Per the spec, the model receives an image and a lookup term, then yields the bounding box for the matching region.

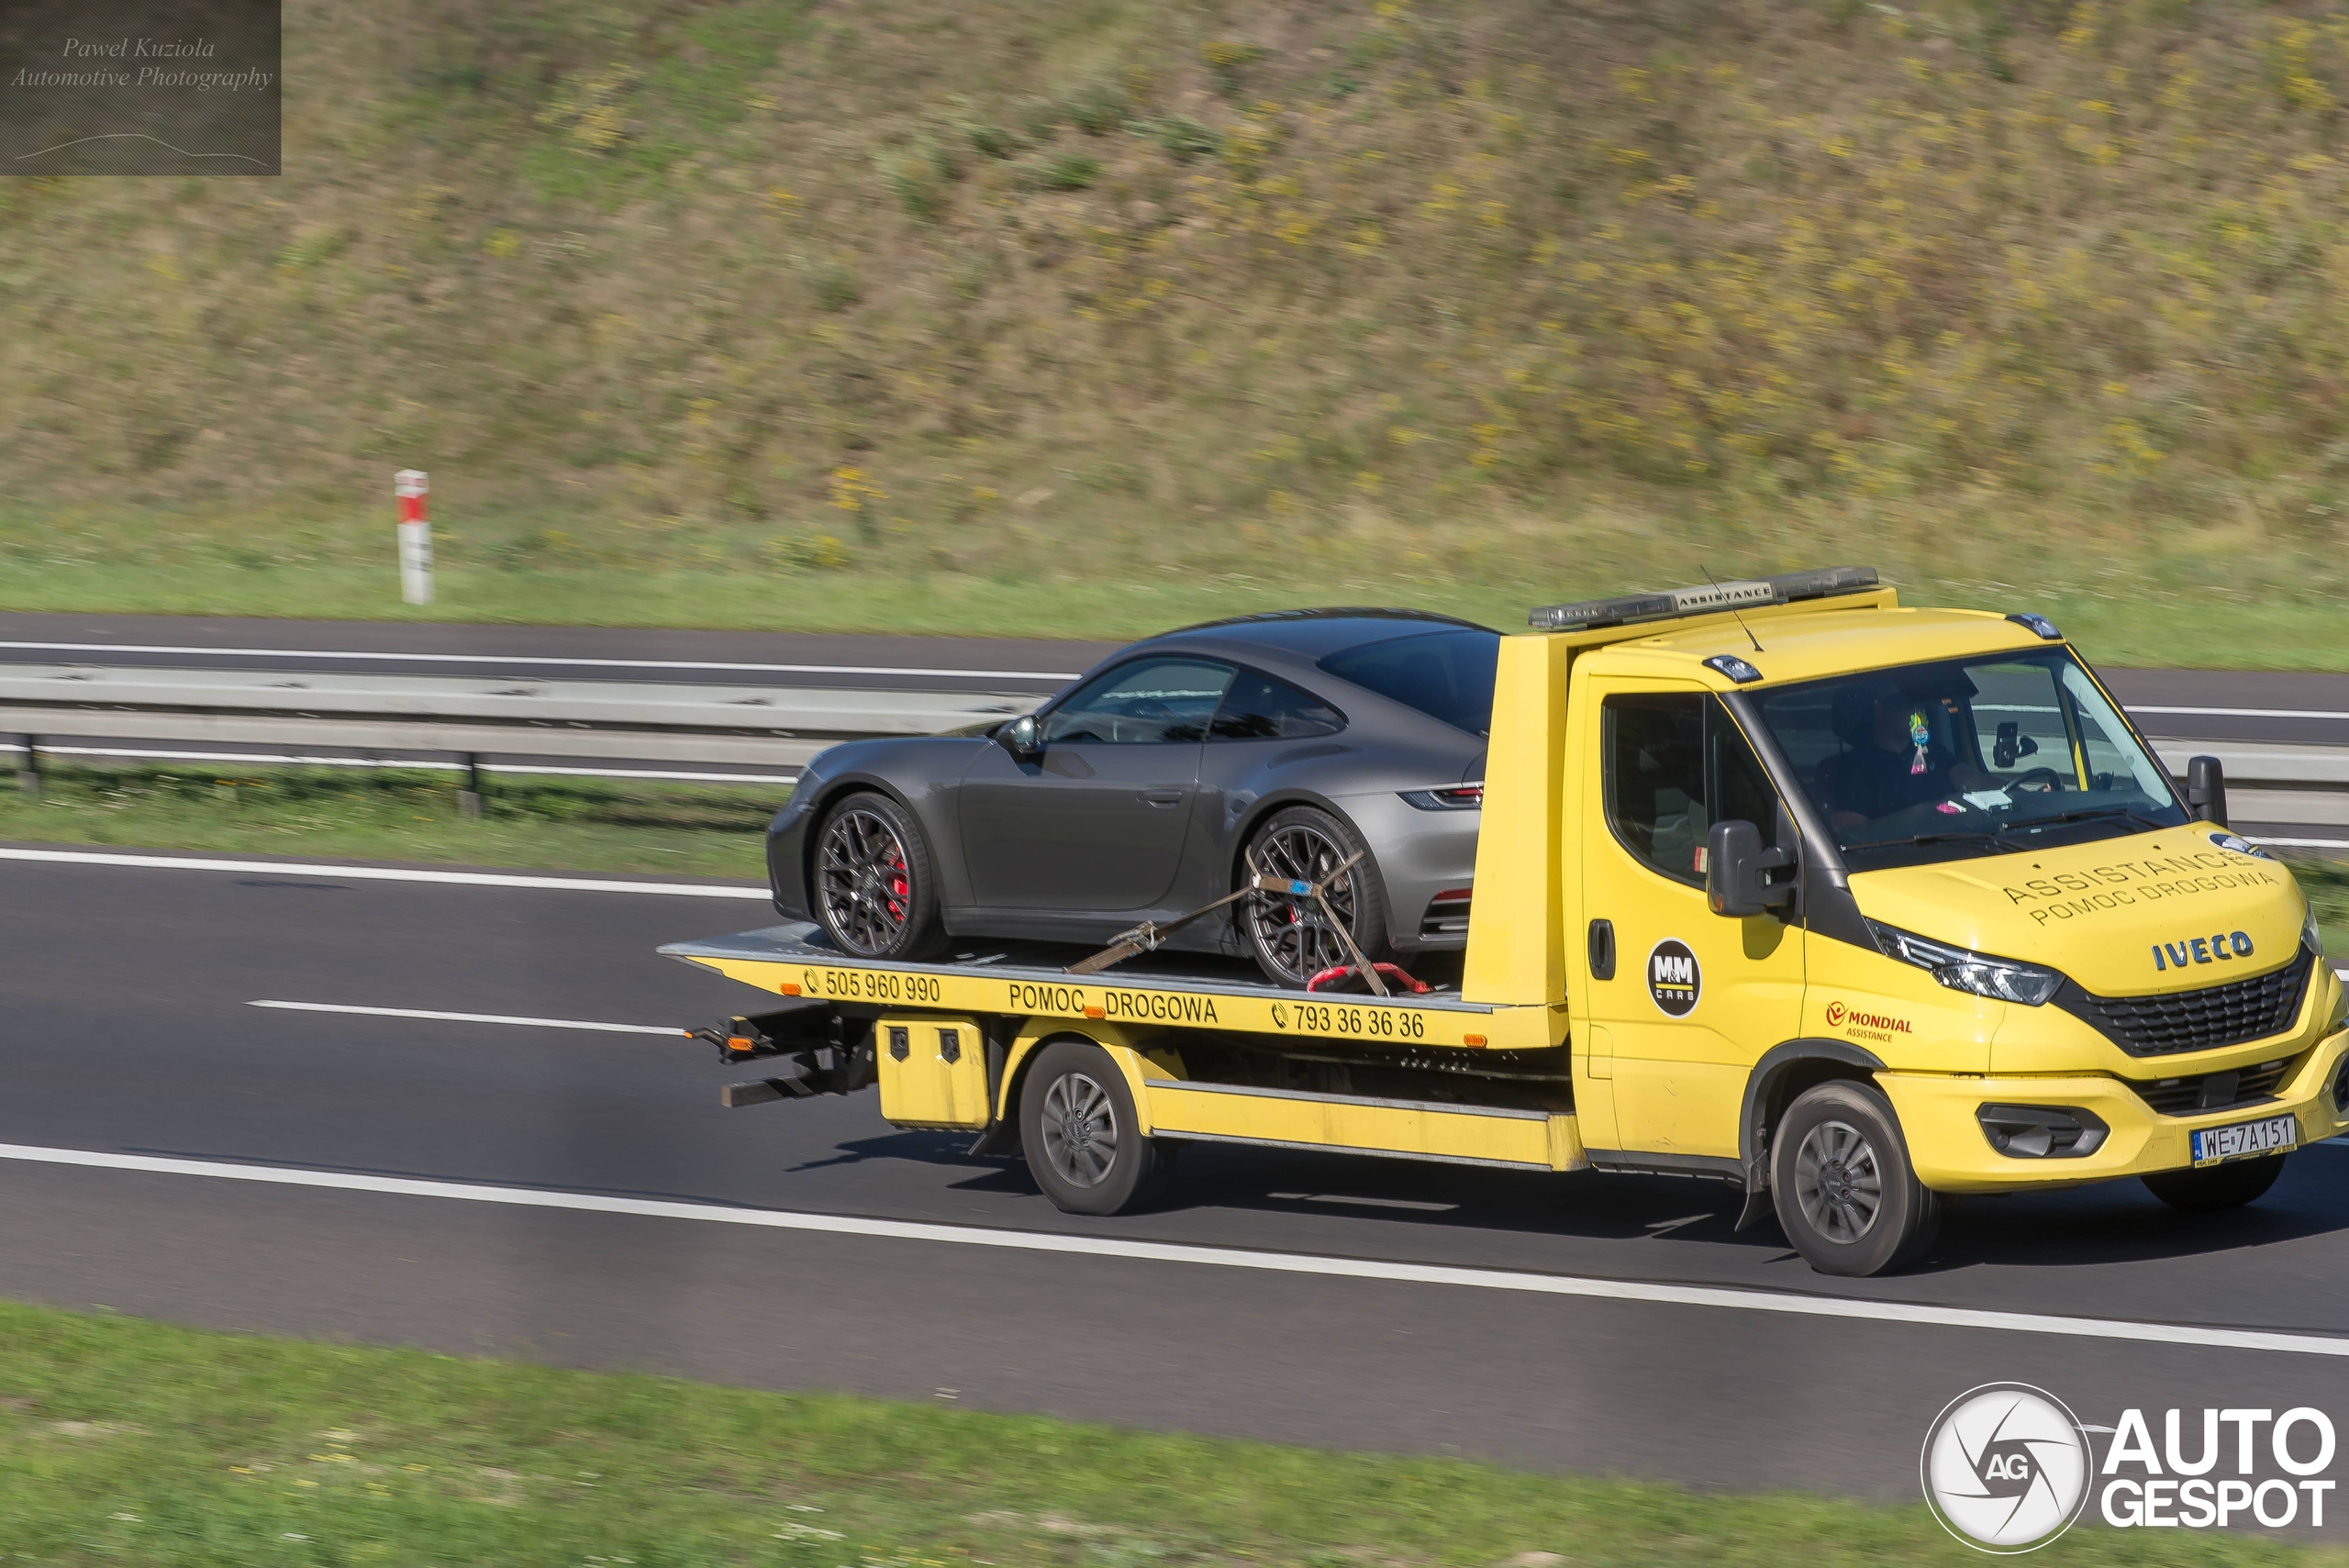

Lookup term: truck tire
[1019,1039,1169,1216]
[2143,1153,2287,1211]
[1241,806,1391,989]
[812,792,947,961]
[1770,1080,1941,1277]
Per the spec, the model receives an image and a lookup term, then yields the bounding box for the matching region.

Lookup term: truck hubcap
[1794,1119,1883,1244]
[1040,1072,1118,1188]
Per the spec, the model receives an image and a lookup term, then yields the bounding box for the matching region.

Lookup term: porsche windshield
[1748,649,2190,872]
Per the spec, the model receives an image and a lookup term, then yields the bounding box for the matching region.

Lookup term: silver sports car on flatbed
[763,608,1497,987]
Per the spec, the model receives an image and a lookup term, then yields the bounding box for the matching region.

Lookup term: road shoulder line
[0,845,769,897]
[3,1141,2344,1359]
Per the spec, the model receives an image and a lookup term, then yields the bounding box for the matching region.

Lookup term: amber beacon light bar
[1529,565,1881,632]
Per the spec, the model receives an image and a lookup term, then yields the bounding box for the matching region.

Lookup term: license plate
[2190,1114,2298,1166]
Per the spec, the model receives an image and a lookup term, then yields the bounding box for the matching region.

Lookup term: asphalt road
[6,850,2349,1506]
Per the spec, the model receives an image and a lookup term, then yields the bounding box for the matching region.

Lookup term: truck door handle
[1142,789,1185,807]
[1587,918,1616,980]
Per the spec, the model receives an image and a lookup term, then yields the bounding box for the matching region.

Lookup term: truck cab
[1466,568,2345,1273]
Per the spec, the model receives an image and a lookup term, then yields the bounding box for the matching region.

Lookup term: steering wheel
[2003,766,2066,795]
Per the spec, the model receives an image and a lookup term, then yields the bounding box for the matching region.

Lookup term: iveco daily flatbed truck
[662,566,2348,1276]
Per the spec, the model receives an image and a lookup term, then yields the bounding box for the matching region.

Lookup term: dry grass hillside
[8,0,2349,655]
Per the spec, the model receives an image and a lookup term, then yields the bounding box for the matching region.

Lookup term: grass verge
[0,762,777,883]
[5,550,2349,673]
[0,1295,2329,1568]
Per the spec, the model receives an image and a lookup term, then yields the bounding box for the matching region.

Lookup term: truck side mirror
[2186,754,2228,827]
[1707,819,1795,918]
[998,713,1041,761]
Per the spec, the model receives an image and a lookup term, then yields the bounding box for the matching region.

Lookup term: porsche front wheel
[812,793,946,960]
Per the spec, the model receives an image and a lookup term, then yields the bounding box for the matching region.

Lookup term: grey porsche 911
[763,608,1497,988]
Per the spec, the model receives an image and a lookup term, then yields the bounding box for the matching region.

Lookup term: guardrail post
[16,735,38,796]
[458,751,484,818]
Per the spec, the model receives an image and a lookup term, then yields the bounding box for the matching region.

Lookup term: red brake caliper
[885,848,908,918]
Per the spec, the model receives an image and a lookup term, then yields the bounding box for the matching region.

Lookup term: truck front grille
[2054,946,2314,1058]
[2127,1056,2296,1117]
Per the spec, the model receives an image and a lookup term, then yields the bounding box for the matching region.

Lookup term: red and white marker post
[395,469,433,606]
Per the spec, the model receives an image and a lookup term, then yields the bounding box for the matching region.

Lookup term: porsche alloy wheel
[813,794,944,960]
[1241,806,1390,988]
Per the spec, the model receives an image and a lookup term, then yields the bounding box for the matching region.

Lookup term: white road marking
[8,742,798,785]
[249,1001,689,1036]
[0,846,768,897]
[2134,706,2349,723]
[0,640,1079,683]
[2253,835,2349,851]
[6,1140,2349,1359]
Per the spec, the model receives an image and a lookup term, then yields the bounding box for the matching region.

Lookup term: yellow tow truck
[664,567,2346,1276]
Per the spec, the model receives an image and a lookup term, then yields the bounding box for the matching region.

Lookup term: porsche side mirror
[1706,819,1795,918]
[2186,754,2228,827]
[998,713,1041,761]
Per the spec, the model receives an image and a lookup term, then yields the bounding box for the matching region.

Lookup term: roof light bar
[1529,565,1879,632]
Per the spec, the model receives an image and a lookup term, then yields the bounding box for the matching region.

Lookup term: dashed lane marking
[249,1001,690,1036]
[5,1141,2349,1359]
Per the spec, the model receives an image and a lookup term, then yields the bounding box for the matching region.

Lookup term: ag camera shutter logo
[1921,1384,2092,1552]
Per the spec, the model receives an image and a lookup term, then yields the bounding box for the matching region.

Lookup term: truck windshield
[1748,649,2190,872]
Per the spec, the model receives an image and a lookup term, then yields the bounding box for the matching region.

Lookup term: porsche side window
[1041,659,1235,744]
[1209,670,1345,740]
[1603,693,1776,887]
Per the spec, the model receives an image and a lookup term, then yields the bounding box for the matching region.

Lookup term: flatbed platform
[660,924,1567,1051]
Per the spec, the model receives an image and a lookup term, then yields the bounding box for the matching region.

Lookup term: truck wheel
[1770,1080,1941,1277]
[1019,1040,1168,1217]
[812,793,946,961]
[1241,806,1391,989]
[2143,1154,2287,1211]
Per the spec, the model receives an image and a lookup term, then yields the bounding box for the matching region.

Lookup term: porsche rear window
[1318,628,1500,737]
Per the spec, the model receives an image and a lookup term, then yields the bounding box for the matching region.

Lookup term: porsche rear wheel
[813,793,946,960]
[1241,806,1391,988]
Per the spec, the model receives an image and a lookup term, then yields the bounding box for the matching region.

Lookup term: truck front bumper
[1881,1027,2349,1194]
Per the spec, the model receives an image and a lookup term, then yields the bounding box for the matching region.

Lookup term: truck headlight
[2307,903,2325,958]
[1866,920,2064,1006]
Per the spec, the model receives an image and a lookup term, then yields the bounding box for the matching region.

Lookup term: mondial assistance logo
[1921,1384,2094,1551]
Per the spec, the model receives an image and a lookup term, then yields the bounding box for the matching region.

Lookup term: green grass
[0,762,777,882]
[0,1295,2333,1568]
[13,2,2349,662]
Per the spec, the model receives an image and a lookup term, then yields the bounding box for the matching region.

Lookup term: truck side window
[1602,694,1779,887]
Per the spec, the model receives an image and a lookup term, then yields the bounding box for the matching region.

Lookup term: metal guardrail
[0,665,1041,803]
[0,665,2343,832]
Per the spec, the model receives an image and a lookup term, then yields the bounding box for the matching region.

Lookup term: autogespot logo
[1921,1384,2093,1552]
